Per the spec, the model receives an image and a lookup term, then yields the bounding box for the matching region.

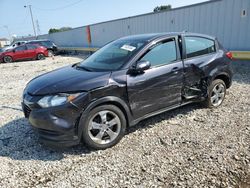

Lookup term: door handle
[172,67,178,71]
[172,67,179,74]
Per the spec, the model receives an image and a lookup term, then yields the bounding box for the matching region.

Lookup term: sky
[0,0,207,39]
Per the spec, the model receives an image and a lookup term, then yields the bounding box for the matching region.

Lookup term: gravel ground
[0,56,249,187]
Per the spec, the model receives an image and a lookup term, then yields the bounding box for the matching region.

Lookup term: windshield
[77,39,146,71]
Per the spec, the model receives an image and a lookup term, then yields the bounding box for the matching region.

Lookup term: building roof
[0,38,9,41]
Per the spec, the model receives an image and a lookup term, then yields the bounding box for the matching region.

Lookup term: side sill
[129,101,194,126]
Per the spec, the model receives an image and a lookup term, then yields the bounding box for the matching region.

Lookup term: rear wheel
[81,105,126,150]
[3,56,13,63]
[37,53,45,60]
[204,79,226,108]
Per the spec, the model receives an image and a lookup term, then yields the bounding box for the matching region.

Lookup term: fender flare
[209,71,232,88]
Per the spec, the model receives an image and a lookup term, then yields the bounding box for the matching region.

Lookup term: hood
[0,48,10,54]
[26,65,111,95]
[3,48,13,54]
[2,46,13,51]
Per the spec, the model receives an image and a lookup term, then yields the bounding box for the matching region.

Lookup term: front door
[13,45,28,60]
[127,38,184,119]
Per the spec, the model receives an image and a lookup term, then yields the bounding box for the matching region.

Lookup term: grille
[23,104,31,118]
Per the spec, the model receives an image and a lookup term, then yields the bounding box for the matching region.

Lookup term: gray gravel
[0,57,249,187]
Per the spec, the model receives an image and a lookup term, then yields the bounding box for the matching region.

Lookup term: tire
[3,56,13,63]
[37,53,45,60]
[81,105,127,150]
[203,79,226,108]
[48,50,54,57]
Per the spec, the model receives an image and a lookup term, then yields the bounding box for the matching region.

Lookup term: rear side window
[141,39,177,67]
[41,41,52,47]
[184,37,216,58]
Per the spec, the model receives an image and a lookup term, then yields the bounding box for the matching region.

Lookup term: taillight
[226,52,233,60]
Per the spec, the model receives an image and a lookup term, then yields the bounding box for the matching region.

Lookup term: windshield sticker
[121,45,136,52]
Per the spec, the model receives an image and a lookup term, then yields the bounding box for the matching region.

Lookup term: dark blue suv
[22,32,233,149]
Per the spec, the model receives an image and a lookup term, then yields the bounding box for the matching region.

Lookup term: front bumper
[34,128,80,148]
[22,101,83,147]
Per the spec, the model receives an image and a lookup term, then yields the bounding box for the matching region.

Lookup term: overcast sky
[0,0,207,39]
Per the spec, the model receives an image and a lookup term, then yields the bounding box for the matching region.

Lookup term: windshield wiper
[75,64,93,72]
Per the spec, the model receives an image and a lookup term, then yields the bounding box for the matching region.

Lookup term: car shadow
[0,103,200,161]
[0,117,92,161]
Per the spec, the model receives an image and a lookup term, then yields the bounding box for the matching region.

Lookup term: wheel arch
[80,96,133,128]
[213,73,231,88]
[37,52,45,56]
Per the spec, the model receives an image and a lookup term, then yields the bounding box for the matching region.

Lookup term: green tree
[60,27,73,32]
[48,27,72,34]
[153,5,172,12]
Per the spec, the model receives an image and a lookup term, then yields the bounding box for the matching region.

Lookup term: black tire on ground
[81,105,127,150]
[203,79,226,108]
[3,56,13,63]
[37,53,45,60]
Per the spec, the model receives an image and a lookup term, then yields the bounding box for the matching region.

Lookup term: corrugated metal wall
[19,0,250,50]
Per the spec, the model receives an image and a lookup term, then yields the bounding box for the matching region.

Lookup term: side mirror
[128,60,151,75]
[135,60,151,72]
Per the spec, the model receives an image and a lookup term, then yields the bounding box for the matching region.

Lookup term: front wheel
[81,105,127,150]
[3,56,13,63]
[204,79,226,108]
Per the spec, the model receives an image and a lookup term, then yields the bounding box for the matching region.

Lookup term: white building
[0,38,10,48]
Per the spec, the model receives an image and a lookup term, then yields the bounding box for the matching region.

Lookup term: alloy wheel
[3,56,12,63]
[210,83,225,107]
[88,110,121,145]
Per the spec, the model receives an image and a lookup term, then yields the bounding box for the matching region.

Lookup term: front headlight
[38,93,82,108]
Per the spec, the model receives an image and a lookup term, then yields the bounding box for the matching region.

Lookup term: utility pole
[24,5,37,37]
[36,20,41,35]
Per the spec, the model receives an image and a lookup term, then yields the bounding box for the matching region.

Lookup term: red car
[0,44,48,63]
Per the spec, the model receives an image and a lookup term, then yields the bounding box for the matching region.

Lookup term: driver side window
[140,39,177,67]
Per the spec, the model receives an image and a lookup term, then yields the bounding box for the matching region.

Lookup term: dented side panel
[127,61,184,119]
[181,32,232,100]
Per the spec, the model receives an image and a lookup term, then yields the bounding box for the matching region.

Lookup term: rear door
[26,44,37,59]
[127,37,184,119]
[182,35,217,88]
